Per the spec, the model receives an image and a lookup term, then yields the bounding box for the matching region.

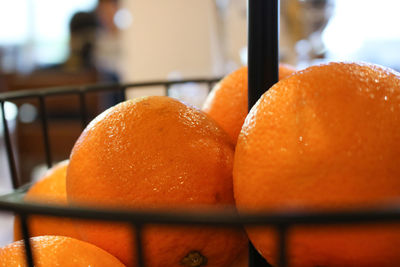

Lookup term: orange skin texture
[202,64,296,144]
[233,62,400,266]
[66,96,247,267]
[14,161,80,241]
[0,235,125,267]
[229,246,249,267]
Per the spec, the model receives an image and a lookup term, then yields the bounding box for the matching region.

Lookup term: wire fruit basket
[1,1,400,267]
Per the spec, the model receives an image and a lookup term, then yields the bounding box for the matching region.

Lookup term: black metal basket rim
[1,76,400,227]
[0,77,222,101]
[2,189,400,227]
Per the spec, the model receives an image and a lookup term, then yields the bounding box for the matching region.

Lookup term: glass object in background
[239,0,334,68]
[214,0,247,74]
[280,0,335,67]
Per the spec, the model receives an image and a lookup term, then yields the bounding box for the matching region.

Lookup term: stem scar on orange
[66,96,247,267]
[234,62,400,267]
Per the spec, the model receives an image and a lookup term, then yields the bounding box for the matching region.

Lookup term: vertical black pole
[247,0,279,266]
[248,0,279,108]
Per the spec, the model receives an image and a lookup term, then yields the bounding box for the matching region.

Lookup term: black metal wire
[78,89,88,130]
[0,101,19,189]
[20,214,34,267]
[0,78,221,102]
[120,85,127,102]
[134,223,146,267]
[277,224,289,267]
[207,81,214,92]
[38,96,52,168]
[1,197,400,227]
[165,84,170,97]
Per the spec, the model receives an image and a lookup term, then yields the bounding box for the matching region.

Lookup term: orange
[66,96,247,266]
[229,247,248,267]
[14,160,80,241]
[233,62,400,266]
[202,63,296,143]
[0,235,125,266]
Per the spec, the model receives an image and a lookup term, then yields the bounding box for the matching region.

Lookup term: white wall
[120,0,224,82]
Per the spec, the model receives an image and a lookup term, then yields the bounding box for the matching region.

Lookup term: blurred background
[1,0,400,83]
[0,0,400,245]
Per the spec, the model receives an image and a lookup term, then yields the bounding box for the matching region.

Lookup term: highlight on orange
[66,96,247,267]
[233,62,400,266]
[202,63,296,144]
[14,160,80,241]
[0,235,125,267]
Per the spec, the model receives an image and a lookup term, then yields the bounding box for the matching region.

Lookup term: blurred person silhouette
[66,0,123,106]
[66,0,121,81]
[64,11,98,72]
[93,0,121,83]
